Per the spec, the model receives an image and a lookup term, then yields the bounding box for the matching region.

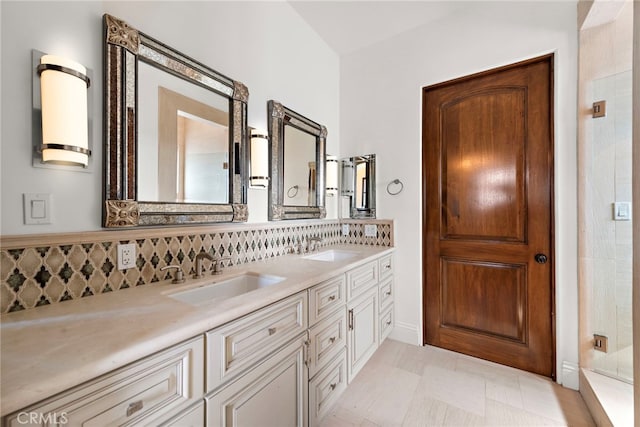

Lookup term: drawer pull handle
[384,264,391,270]
[329,336,336,343]
[385,290,392,296]
[268,327,277,336]
[126,400,144,417]
[328,295,336,301]
[348,309,354,331]
[329,383,337,391]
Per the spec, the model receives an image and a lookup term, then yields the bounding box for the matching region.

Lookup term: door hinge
[593,334,608,352]
[592,100,606,118]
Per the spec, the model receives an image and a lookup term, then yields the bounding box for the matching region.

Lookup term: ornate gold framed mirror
[103,14,248,227]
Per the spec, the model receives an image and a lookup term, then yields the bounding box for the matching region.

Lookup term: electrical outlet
[342,224,350,236]
[364,224,377,237]
[117,243,136,270]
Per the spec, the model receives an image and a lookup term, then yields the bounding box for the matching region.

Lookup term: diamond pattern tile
[0,219,392,313]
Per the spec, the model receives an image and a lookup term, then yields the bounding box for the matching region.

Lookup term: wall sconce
[34,52,91,168]
[249,129,269,188]
[341,159,355,195]
[326,155,338,195]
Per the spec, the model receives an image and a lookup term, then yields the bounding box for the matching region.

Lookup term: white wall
[340,1,579,385]
[0,1,339,234]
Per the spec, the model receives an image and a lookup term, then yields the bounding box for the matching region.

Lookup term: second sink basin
[302,249,358,262]
[169,272,285,306]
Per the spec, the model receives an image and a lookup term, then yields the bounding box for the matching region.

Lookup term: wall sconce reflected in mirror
[33,50,92,169]
[326,155,338,196]
[249,129,269,188]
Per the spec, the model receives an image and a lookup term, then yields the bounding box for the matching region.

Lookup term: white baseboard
[389,321,421,345]
[561,360,580,390]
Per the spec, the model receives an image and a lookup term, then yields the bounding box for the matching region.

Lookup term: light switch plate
[23,193,51,225]
[364,224,377,237]
[342,224,350,236]
[613,202,631,221]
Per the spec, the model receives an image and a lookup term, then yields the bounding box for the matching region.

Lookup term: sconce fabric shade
[250,130,269,188]
[38,55,91,167]
[326,155,338,194]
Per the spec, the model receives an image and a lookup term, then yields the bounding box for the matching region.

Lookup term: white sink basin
[302,250,358,262]
[169,272,285,306]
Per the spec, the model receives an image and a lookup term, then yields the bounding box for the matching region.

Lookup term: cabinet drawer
[378,254,393,279]
[309,275,346,326]
[308,309,346,378]
[206,292,307,391]
[206,335,308,427]
[378,276,393,313]
[158,401,204,427]
[379,305,394,343]
[346,260,378,301]
[309,349,347,427]
[6,337,204,427]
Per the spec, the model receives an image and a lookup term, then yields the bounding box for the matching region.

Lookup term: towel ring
[386,179,403,195]
[287,185,299,198]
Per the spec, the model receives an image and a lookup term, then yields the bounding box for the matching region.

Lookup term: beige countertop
[0,244,394,416]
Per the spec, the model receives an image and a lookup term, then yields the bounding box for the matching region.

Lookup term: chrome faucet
[193,252,215,279]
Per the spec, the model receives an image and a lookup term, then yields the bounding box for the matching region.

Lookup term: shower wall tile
[0,219,393,314]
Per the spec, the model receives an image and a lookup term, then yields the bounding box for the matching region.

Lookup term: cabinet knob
[329,336,336,344]
[329,383,337,391]
[328,295,336,301]
[385,290,392,296]
[268,327,276,336]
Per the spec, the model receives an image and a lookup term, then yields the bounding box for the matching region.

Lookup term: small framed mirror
[267,100,327,220]
[342,154,376,218]
[103,14,249,227]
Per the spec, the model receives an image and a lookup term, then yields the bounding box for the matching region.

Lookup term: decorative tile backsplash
[0,219,392,314]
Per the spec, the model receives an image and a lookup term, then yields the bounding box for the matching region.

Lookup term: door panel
[423,55,554,377]
[442,88,526,242]
[441,258,526,342]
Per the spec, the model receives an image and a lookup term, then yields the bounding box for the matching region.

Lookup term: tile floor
[321,340,595,426]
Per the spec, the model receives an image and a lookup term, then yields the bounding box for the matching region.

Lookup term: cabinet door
[346,288,378,383]
[206,335,308,427]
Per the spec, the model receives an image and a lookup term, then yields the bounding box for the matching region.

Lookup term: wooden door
[422,55,554,377]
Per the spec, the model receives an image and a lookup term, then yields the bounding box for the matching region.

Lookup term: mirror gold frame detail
[267,100,327,220]
[103,14,248,227]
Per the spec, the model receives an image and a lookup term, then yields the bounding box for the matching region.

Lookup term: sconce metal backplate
[31,50,94,173]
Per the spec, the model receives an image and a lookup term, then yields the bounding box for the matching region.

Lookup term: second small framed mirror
[342,154,376,218]
[267,100,327,220]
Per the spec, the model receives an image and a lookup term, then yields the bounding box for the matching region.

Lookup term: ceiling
[288,0,585,56]
[288,1,468,55]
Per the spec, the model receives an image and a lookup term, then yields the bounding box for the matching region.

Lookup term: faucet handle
[161,265,185,284]
[212,256,232,275]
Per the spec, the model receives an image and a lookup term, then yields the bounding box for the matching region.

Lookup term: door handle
[534,253,548,264]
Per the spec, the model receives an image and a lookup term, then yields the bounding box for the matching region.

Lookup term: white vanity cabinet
[378,253,394,343]
[4,337,205,427]
[2,249,394,427]
[205,292,309,427]
[346,253,395,383]
[307,276,348,426]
